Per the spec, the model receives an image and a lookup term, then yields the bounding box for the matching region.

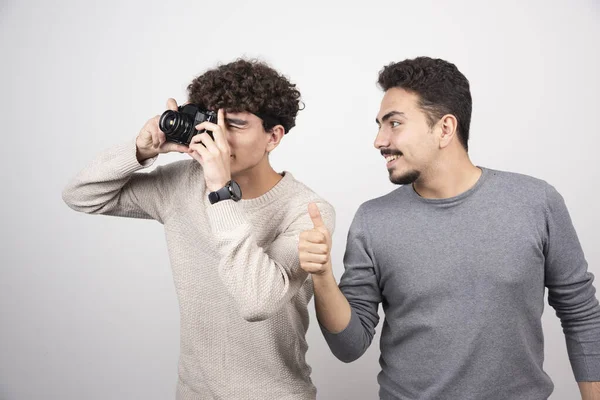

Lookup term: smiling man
[62,59,335,400]
[298,57,600,399]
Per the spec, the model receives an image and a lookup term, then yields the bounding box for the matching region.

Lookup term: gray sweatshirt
[321,167,600,400]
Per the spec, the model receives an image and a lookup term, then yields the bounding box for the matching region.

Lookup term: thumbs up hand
[299,203,332,276]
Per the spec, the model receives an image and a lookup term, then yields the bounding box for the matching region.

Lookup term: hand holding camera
[136,98,232,192]
[135,98,191,162]
[187,109,233,192]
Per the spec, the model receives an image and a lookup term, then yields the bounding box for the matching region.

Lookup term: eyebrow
[225,117,248,126]
[376,111,406,125]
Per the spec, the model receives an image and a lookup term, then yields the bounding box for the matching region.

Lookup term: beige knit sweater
[62,139,335,400]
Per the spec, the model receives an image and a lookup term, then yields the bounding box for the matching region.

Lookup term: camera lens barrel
[159,110,196,144]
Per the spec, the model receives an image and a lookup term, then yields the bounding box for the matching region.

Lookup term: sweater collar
[239,171,295,209]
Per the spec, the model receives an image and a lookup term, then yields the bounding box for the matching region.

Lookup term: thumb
[308,202,326,229]
[166,98,178,111]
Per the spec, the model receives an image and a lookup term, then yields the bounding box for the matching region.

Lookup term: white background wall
[1,0,598,398]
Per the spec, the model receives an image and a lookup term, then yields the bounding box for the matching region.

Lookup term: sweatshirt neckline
[408,167,488,206]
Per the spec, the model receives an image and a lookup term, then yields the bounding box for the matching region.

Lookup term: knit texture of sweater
[63,140,336,399]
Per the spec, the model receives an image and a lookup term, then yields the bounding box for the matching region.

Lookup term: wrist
[207,179,241,204]
[312,266,336,285]
[135,144,158,163]
[207,179,230,192]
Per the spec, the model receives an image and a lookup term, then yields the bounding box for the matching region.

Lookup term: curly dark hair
[187,58,301,134]
[378,57,472,150]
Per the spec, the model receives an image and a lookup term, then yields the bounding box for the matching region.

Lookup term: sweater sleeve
[320,205,382,362]
[62,139,181,224]
[205,198,336,322]
[544,184,600,382]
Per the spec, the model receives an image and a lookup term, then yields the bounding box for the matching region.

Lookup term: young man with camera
[63,59,335,400]
[299,57,600,399]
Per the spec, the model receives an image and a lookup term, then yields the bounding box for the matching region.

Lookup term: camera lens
[159,110,195,143]
[159,110,179,134]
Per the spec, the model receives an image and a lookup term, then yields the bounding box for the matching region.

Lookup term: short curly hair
[378,57,472,150]
[187,58,301,134]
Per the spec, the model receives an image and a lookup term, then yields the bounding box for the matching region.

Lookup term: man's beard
[389,169,420,185]
[381,149,420,185]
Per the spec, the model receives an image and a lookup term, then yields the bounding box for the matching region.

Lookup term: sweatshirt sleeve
[206,198,336,322]
[62,139,182,224]
[544,184,600,382]
[320,205,382,363]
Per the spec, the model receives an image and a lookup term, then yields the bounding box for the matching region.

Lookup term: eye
[391,121,402,128]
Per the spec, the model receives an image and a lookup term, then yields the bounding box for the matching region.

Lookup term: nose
[374,127,390,150]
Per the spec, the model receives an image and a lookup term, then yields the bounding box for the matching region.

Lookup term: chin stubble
[390,169,420,185]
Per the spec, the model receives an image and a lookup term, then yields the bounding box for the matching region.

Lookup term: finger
[188,149,203,165]
[300,262,327,274]
[153,116,166,145]
[298,241,329,255]
[308,203,325,229]
[300,252,329,264]
[190,132,219,154]
[217,108,225,126]
[213,109,229,150]
[151,116,164,144]
[195,121,220,134]
[196,121,224,152]
[157,131,167,146]
[189,141,210,160]
[147,127,160,148]
[166,98,178,111]
[300,230,327,244]
[188,143,208,164]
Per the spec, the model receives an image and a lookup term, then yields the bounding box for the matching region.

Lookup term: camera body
[159,104,217,146]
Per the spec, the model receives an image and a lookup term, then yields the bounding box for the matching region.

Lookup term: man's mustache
[380,149,403,157]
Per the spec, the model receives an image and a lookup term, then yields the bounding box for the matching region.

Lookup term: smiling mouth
[385,154,401,163]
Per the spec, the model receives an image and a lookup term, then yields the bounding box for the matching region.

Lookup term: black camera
[159,104,217,146]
